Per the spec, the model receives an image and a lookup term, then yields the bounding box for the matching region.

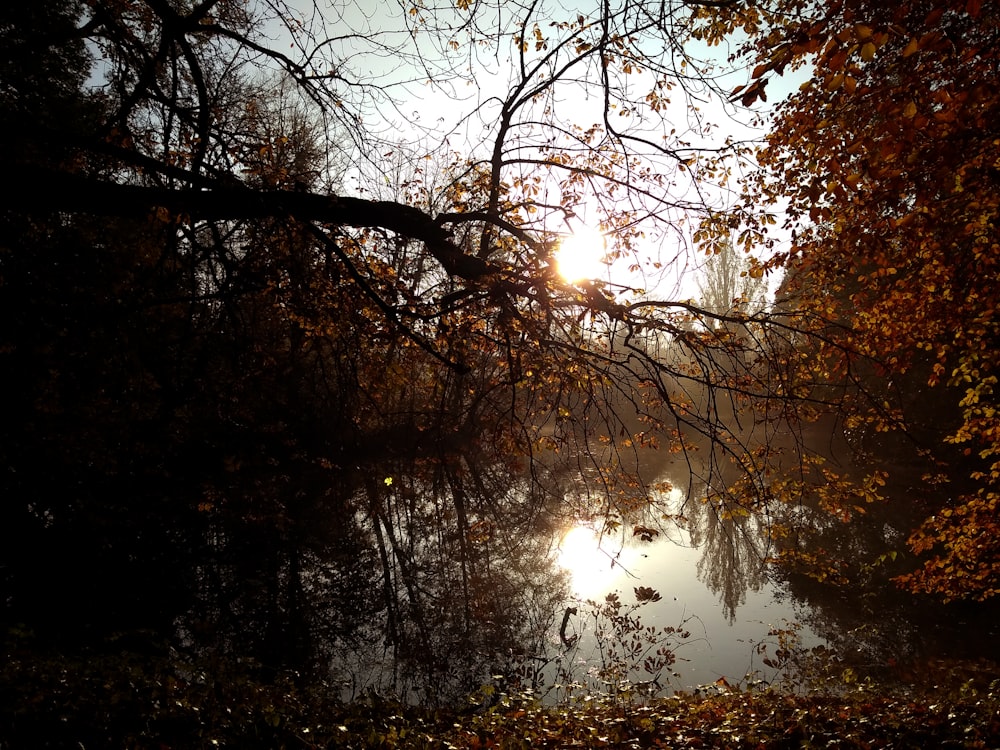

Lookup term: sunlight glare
[555,228,606,282]
[557,525,599,573]
[556,524,636,598]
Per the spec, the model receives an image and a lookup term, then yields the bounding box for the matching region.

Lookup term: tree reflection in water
[684,489,770,624]
[773,505,1000,684]
[169,447,576,707]
[349,459,571,704]
[668,401,1000,686]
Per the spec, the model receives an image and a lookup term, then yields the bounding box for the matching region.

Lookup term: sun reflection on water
[557,525,640,599]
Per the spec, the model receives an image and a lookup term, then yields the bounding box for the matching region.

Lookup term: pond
[320,445,1000,707]
[539,466,1000,705]
[548,517,824,697]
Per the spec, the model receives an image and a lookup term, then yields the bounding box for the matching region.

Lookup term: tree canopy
[701,0,1000,600]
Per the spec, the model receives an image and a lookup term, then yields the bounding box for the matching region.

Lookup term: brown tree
[698,0,1000,599]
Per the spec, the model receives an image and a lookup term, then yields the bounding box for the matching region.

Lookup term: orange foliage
[709,0,1000,599]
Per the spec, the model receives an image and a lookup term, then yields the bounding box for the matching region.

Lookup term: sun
[555,228,606,282]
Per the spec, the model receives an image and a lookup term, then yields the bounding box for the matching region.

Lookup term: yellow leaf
[902,38,919,57]
[860,42,877,61]
[903,101,917,118]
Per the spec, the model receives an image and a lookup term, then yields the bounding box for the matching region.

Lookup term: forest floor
[342,683,1000,749]
[4,634,999,748]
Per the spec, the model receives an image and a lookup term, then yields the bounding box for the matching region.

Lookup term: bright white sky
[274,0,804,301]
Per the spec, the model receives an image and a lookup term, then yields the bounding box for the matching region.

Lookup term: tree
[697,236,768,329]
[701,0,1000,599]
[3,0,835,522]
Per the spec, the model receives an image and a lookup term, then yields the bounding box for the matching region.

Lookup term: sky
[271,0,803,300]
